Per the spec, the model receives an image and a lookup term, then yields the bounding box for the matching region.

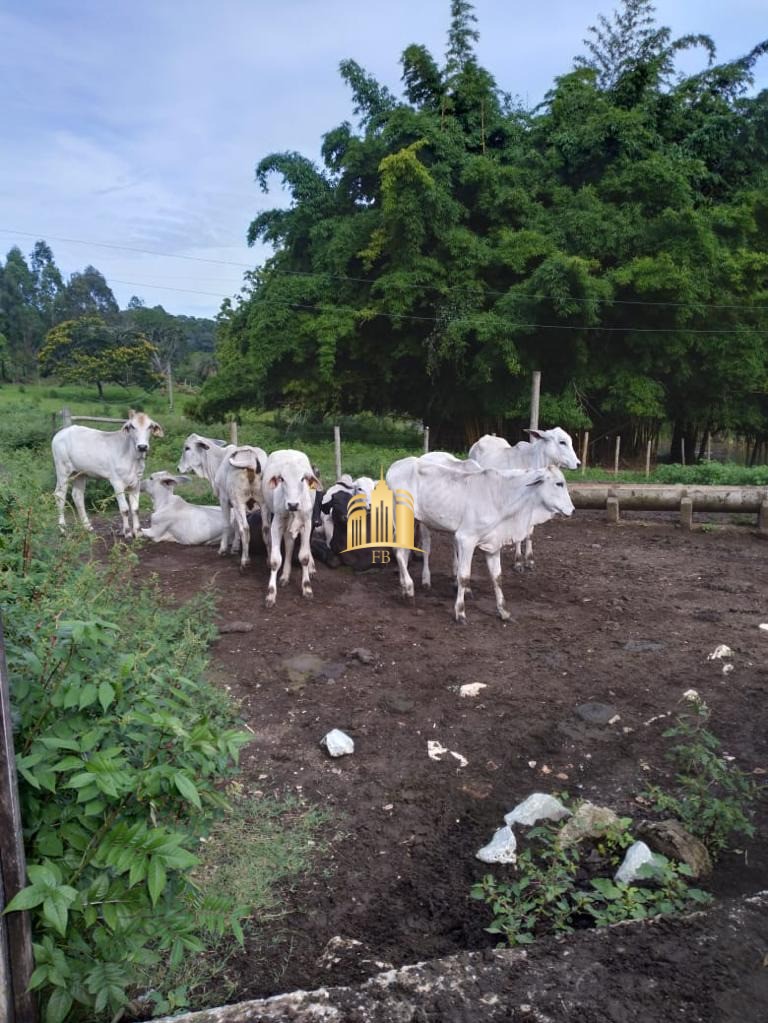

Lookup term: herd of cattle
[51,411,580,621]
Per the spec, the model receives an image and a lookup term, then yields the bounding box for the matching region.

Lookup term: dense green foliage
[200,0,768,452]
[0,244,216,387]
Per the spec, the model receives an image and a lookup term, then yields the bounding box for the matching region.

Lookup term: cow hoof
[302,588,313,600]
[421,582,431,592]
[278,577,289,588]
[497,607,511,621]
[525,562,535,572]
[455,613,467,625]
[265,593,276,609]
[513,562,525,574]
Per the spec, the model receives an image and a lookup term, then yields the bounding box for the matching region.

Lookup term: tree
[38,317,161,398]
[55,265,119,322]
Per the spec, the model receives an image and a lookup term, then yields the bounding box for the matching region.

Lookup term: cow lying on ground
[386,457,574,622]
[52,409,164,538]
[468,428,580,571]
[140,472,224,545]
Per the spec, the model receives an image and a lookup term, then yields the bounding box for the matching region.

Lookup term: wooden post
[681,437,686,467]
[423,426,430,454]
[606,496,620,524]
[334,426,342,480]
[706,433,712,463]
[50,411,58,436]
[758,500,768,535]
[529,371,541,432]
[645,439,652,479]
[61,406,72,428]
[613,435,621,475]
[680,496,693,532]
[229,421,238,446]
[581,431,589,476]
[0,616,38,1023]
[167,361,174,412]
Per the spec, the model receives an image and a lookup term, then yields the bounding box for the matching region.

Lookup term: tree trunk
[97,380,104,400]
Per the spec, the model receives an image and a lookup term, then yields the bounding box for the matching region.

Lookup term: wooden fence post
[334,426,342,480]
[229,421,238,446]
[0,615,38,1023]
[423,426,430,454]
[581,431,589,475]
[529,371,541,432]
[614,435,621,475]
[61,407,72,428]
[681,438,686,467]
[645,440,652,479]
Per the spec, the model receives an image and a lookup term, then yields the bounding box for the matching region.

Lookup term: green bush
[1,484,250,1022]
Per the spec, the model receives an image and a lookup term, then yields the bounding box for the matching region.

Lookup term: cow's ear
[150,422,164,437]
[269,475,280,489]
[525,428,544,440]
[526,472,546,487]
[161,476,177,488]
[305,475,320,490]
[122,420,135,433]
[195,440,210,451]
[128,409,136,418]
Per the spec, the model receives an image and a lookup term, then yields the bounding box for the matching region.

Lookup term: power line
[4,226,768,313]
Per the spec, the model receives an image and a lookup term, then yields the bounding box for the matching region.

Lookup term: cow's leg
[231,505,250,570]
[420,524,431,589]
[109,480,132,538]
[218,496,232,556]
[54,471,71,531]
[127,486,141,538]
[395,546,415,602]
[513,540,525,573]
[70,475,93,531]
[265,516,284,608]
[484,548,511,621]
[261,511,271,559]
[280,530,295,587]
[523,529,535,571]
[454,540,474,624]
[298,520,313,598]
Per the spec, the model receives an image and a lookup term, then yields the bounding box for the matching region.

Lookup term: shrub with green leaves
[1,485,250,1022]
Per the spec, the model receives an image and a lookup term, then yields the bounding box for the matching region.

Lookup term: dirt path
[135,513,768,1012]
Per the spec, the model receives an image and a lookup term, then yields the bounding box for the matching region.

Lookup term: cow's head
[526,465,575,518]
[526,427,580,470]
[269,469,320,513]
[123,410,163,456]
[178,434,212,475]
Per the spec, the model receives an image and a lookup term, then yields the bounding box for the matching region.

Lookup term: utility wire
[3,227,768,313]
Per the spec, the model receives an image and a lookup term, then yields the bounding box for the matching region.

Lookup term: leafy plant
[643,695,760,857]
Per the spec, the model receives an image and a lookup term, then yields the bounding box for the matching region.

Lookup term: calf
[140,472,224,545]
[213,445,268,570]
[468,428,579,571]
[52,409,164,538]
[386,457,574,623]
[261,450,320,607]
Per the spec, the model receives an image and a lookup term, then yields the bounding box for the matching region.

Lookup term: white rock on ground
[707,644,732,659]
[476,825,517,864]
[321,729,355,757]
[459,683,487,698]
[759,623,768,633]
[504,793,571,827]
[614,840,658,884]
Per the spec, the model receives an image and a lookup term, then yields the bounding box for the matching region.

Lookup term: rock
[321,729,354,757]
[218,621,255,634]
[615,841,658,884]
[459,683,487,698]
[637,819,713,878]
[624,640,664,653]
[707,644,732,660]
[317,936,364,969]
[476,825,517,864]
[558,802,620,848]
[575,702,619,725]
[759,623,768,633]
[504,793,571,827]
[349,647,374,665]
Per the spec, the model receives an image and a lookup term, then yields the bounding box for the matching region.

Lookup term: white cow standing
[262,450,320,607]
[386,457,574,623]
[140,472,224,545]
[52,409,164,539]
[468,428,580,571]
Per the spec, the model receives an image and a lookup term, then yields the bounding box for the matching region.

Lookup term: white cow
[177,434,267,566]
[262,450,320,607]
[386,457,574,623]
[52,410,164,538]
[140,472,224,545]
[468,428,580,571]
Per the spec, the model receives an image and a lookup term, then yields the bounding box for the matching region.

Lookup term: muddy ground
[134,512,768,1020]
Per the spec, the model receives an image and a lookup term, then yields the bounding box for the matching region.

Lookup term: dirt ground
[134,511,768,1019]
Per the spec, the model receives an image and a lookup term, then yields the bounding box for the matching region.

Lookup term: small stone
[460,682,487,698]
[505,793,571,827]
[476,825,517,864]
[576,702,619,725]
[624,640,664,653]
[637,819,713,878]
[615,841,658,884]
[707,644,732,660]
[349,647,374,664]
[218,621,255,634]
[759,623,768,633]
[558,802,620,848]
[321,729,354,757]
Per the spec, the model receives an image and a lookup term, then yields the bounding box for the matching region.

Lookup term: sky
[1,0,766,319]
